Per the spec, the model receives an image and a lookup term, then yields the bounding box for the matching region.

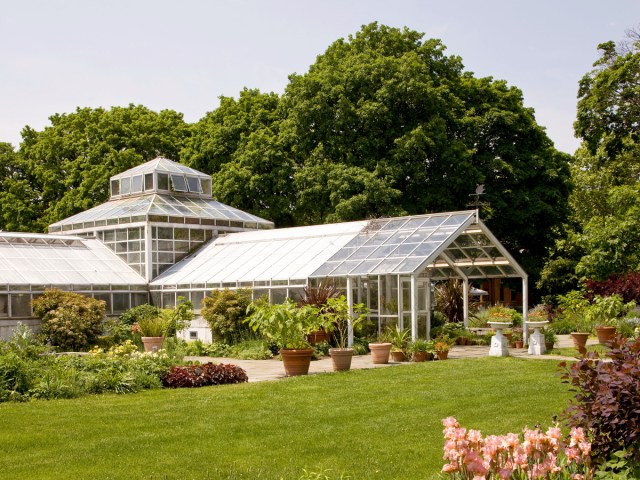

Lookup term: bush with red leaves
[560,335,640,464]
[162,363,248,388]
[584,272,640,303]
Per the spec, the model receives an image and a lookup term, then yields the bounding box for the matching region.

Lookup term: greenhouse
[0,157,529,344]
[150,210,529,344]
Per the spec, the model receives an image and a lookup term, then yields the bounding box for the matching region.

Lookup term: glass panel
[111,179,120,196]
[411,242,440,256]
[327,248,356,262]
[421,216,445,228]
[170,175,188,192]
[10,294,31,317]
[186,177,202,193]
[128,227,141,240]
[0,294,8,317]
[120,177,131,195]
[116,229,127,241]
[157,173,169,191]
[131,292,148,307]
[158,252,174,263]
[395,257,426,273]
[132,175,143,193]
[93,293,111,314]
[190,291,205,309]
[175,228,189,240]
[201,178,212,195]
[157,227,173,240]
[144,173,153,191]
[329,261,361,276]
[112,293,130,313]
[162,292,175,308]
[362,231,393,246]
[392,243,419,256]
[348,246,378,260]
[190,229,205,242]
[380,219,408,230]
[349,259,382,275]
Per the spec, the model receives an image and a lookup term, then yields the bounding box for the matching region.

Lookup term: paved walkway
[185,335,599,383]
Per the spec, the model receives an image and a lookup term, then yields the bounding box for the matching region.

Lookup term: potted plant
[555,291,592,355]
[247,299,323,376]
[542,327,556,351]
[133,297,194,352]
[320,295,368,372]
[586,294,635,345]
[388,325,410,362]
[434,340,451,360]
[298,282,339,345]
[409,339,433,362]
[512,327,524,348]
[368,328,393,364]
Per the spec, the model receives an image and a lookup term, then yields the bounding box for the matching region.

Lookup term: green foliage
[131,298,194,338]
[247,299,323,349]
[435,280,463,323]
[6,105,188,232]
[32,289,106,351]
[201,288,252,343]
[595,449,640,479]
[386,325,411,353]
[319,295,368,348]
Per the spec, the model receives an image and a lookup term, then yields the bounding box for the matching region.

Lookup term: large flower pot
[390,350,407,362]
[436,350,449,360]
[141,336,164,352]
[571,332,589,355]
[329,348,354,371]
[307,329,330,345]
[413,351,429,362]
[280,348,314,376]
[595,326,617,345]
[369,342,392,364]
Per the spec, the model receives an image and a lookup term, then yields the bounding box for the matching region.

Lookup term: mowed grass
[0,357,571,480]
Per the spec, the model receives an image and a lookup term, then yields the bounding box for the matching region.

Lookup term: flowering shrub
[441,417,592,479]
[162,362,248,388]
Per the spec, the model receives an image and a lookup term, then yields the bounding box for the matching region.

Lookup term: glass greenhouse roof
[151,211,526,288]
[48,194,274,232]
[150,221,367,286]
[111,158,210,180]
[0,233,146,286]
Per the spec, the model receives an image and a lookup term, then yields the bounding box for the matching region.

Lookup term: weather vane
[467,184,489,220]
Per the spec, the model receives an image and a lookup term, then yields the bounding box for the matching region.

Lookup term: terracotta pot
[545,341,554,351]
[514,340,524,349]
[390,350,407,362]
[280,348,314,376]
[595,326,617,345]
[413,351,428,362]
[369,342,392,364]
[571,332,589,355]
[436,350,449,360]
[141,336,164,352]
[306,329,329,345]
[329,348,354,372]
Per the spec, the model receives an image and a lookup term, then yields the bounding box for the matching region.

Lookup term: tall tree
[541,30,640,287]
[14,105,188,231]
[281,23,571,283]
[181,89,296,226]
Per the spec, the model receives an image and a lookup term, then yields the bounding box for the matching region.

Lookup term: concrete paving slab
[184,334,601,383]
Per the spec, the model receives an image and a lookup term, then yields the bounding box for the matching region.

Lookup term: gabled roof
[150,210,526,288]
[0,233,146,286]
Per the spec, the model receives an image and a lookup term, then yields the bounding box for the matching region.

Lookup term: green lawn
[0,357,572,480]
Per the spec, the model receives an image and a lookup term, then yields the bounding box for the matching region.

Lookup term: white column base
[527,329,546,355]
[489,331,509,357]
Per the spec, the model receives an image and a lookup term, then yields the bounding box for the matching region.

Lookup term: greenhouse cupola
[48,157,274,281]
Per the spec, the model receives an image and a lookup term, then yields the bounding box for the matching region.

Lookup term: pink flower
[442,417,460,429]
[578,441,591,457]
[442,462,458,473]
[468,429,483,445]
[570,427,585,445]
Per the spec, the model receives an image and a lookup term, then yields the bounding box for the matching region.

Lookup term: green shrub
[201,289,253,343]
[33,289,106,351]
[0,351,33,401]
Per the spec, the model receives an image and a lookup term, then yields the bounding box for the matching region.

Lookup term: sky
[1,0,639,154]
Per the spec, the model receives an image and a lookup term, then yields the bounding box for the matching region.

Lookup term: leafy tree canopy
[7,104,189,232]
[543,28,640,289]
